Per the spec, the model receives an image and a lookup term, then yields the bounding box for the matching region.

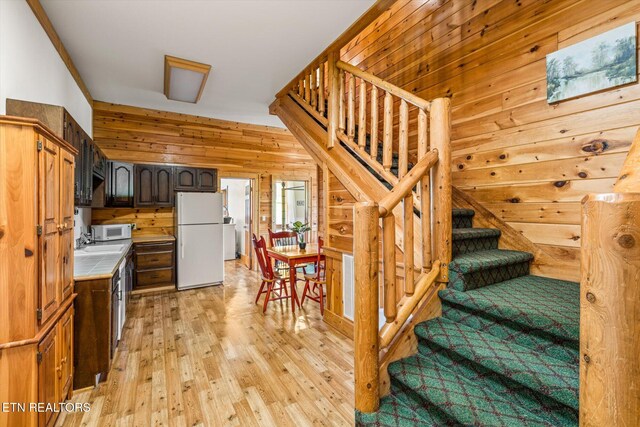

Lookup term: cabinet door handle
[56,365,62,378]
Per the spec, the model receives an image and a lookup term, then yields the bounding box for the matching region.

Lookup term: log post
[358,79,367,149]
[580,193,640,426]
[370,86,379,159]
[430,97,451,283]
[327,53,339,149]
[383,214,396,323]
[348,73,356,139]
[354,202,380,414]
[318,62,325,116]
[418,108,431,270]
[382,91,393,171]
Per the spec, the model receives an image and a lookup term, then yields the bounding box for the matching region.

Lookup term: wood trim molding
[25,0,93,106]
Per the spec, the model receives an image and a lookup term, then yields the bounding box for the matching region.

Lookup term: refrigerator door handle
[181,228,185,259]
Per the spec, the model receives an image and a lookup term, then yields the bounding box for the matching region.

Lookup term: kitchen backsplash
[74,207,92,242]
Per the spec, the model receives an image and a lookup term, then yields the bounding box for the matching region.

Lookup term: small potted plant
[287,221,311,250]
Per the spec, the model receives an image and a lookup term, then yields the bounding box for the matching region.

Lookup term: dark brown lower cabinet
[134,241,176,290]
[73,276,112,389]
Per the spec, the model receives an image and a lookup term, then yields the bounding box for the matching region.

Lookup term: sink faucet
[76,232,92,249]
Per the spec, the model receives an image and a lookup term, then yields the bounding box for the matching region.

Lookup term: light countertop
[74,239,133,281]
[132,235,176,244]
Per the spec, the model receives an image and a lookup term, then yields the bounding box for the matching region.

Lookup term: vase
[298,242,306,250]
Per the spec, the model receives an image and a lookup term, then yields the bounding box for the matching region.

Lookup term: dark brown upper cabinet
[173,167,217,192]
[134,164,174,207]
[155,166,174,206]
[174,167,198,191]
[93,145,107,179]
[107,161,134,207]
[197,168,217,192]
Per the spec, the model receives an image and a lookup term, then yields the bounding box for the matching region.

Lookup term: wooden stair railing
[580,128,640,426]
[279,54,452,414]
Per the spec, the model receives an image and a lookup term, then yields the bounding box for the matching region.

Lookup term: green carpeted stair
[356,208,580,426]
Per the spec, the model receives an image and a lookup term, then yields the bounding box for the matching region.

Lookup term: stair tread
[415,317,579,410]
[452,227,501,239]
[452,208,475,217]
[356,395,443,426]
[440,275,579,342]
[450,249,533,273]
[389,354,553,427]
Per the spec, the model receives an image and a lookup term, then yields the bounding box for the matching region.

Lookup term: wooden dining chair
[268,229,314,276]
[252,234,290,313]
[301,237,326,314]
[269,229,297,275]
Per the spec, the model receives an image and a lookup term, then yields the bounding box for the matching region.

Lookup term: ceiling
[41,0,376,127]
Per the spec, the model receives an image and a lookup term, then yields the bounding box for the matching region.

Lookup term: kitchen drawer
[136,251,174,270]
[134,241,175,254]
[136,268,174,287]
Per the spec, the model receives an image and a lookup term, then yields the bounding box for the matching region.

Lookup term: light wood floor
[58,261,354,426]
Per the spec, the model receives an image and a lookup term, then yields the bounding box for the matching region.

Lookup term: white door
[177,192,223,225]
[177,223,224,288]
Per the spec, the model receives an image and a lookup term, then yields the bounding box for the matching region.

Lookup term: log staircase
[272,34,638,425]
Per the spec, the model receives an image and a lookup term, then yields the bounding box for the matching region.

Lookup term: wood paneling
[92,208,175,237]
[92,102,315,175]
[339,0,640,278]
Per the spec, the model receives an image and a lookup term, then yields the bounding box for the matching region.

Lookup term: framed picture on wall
[546,22,637,103]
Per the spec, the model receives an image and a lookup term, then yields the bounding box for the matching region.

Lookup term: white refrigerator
[176,192,224,289]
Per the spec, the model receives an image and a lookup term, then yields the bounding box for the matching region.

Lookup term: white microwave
[92,224,132,242]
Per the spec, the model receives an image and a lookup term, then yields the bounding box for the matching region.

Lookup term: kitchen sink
[75,244,125,255]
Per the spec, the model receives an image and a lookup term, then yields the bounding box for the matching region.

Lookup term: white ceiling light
[164,55,211,103]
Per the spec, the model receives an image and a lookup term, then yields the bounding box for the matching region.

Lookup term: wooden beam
[25,0,93,106]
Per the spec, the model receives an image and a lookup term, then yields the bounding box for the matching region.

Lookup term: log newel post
[430,97,451,284]
[580,192,640,426]
[354,201,380,413]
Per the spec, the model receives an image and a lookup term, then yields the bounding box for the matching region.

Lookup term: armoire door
[59,307,74,399]
[134,164,155,207]
[154,166,174,206]
[60,149,75,301]
[39,136,60,324]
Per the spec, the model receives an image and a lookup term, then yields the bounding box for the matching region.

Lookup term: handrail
[378,149,438,217]
[336,60,431,111]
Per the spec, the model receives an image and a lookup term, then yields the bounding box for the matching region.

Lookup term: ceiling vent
[164,55,211,103]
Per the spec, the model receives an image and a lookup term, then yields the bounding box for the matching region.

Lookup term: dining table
[267,243,320,313]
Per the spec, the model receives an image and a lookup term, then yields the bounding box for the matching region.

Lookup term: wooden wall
[92,208,174,237]
[92,102,318,241]
[339,0,640,280]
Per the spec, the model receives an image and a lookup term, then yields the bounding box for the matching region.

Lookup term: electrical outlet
[131,223,137,230]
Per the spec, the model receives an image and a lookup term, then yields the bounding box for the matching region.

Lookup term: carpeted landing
[356,208,579,426]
